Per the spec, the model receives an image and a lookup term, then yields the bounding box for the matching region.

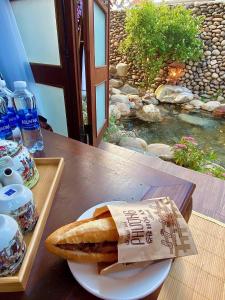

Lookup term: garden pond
[121,105,225,167]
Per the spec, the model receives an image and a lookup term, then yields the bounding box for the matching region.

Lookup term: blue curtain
[0,0,35,90]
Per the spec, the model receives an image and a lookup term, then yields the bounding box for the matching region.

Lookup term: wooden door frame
[83,0,109,146]
[10,0,83,140]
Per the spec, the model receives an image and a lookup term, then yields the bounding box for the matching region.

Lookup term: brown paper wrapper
[94,197,197,274]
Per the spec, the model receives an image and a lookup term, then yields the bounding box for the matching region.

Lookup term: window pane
[94,2,106,67]
[11,0,60,65]
[96,82,106,132]
[35,84,68,136]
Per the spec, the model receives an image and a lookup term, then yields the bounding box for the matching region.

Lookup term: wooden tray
[0,157,64,292]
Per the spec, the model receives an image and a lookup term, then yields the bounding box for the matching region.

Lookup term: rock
[175,93,194,103]
[109,65,117,76]
[106,130,122,144]
[115,102,130,117]
[120,84,139,95]
[217,96,225,102]
[136,104,162,122]
[147,143,174,161]
[143,92,155,99]
[201,101,221,112]
[142,98,159,105]
[110,94,130,104]
[128,94,141,102]
[193,94,201,100]
[210,60,217,66]
[155,85,194,104]
[116,63,128,77]
[205,50,211,56]
[119,137,147,152]
[109,79,123,88]
[109,104,121,120]
[212,37,219,43]
[120,130,136,138]
[178,113,217,127]
[106,128,136,144]
[128,95,143,110]
[213,104,225,117]
[212,49,220,56]
[183,104,194,111]
[111,88,122,95]
[129,102,136,109]
[190,100,204,109]
[212,73,219,79]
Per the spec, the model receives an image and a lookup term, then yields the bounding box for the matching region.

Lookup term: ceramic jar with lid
[0,214,26,277]
[0,140,39,189]
[0,184,38,233]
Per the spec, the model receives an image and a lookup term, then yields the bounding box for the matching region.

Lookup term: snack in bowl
[45,215,119,263]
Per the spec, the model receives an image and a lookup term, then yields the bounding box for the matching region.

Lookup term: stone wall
[110,1,225,98]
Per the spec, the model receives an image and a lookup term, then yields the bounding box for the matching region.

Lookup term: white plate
[68,201,172,300]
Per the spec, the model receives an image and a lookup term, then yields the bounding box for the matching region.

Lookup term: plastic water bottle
[0,96,13,140]
[13,81,44,153]
[0,80,22,144]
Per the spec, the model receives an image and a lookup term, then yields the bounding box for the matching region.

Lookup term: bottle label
[8,108,19,128]
[19,110,40,131]
[0,117,13,139]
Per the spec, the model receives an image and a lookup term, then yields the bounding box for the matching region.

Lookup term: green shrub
[173,136,225,180]
[103,115,124,142]
[120,1,204,85]
[173,136,215,171]
[201,164,225,180]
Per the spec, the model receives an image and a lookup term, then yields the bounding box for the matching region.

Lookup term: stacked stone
[110,11,147,87]
[110,2,225,98]
[180,2,225,98]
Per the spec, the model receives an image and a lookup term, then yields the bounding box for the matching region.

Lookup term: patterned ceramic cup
[0,184,38,234]
[0,214,26,277]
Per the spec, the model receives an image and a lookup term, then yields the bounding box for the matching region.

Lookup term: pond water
[121,105,225,166]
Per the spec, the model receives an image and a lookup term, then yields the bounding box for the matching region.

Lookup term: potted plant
[120,0,204,86]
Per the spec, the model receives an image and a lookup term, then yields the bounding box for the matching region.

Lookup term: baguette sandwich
[45,213,119,263]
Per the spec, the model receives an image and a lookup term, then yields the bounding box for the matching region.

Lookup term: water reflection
[122,107,225,166]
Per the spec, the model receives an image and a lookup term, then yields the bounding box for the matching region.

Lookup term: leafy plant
[200,96,208,103]
[103,115,124,142]
[200,89,223,103]
[82,96,88,125]
[213,89,223,100]
[201,165,225,180]
[173,136,225,180]
[120,1,204,85]
[173,136,214,170]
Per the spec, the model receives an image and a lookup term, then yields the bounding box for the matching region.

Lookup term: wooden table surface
[0,131,195,300]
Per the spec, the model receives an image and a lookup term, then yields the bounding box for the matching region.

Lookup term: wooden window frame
[83,0,109,146]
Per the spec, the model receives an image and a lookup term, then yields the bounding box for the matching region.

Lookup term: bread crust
[93,206,110,218]
[45,216,119,263]
[45,217,94,246]
[55,217,119,244]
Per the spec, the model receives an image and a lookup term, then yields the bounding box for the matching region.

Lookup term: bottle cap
[0,80,6,88]
[14,81,27,89]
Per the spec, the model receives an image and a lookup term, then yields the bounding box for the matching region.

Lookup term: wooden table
[0,131,195,300]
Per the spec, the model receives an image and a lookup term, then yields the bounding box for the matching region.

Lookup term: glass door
[10,0,83,139]
[83,0,109,146]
